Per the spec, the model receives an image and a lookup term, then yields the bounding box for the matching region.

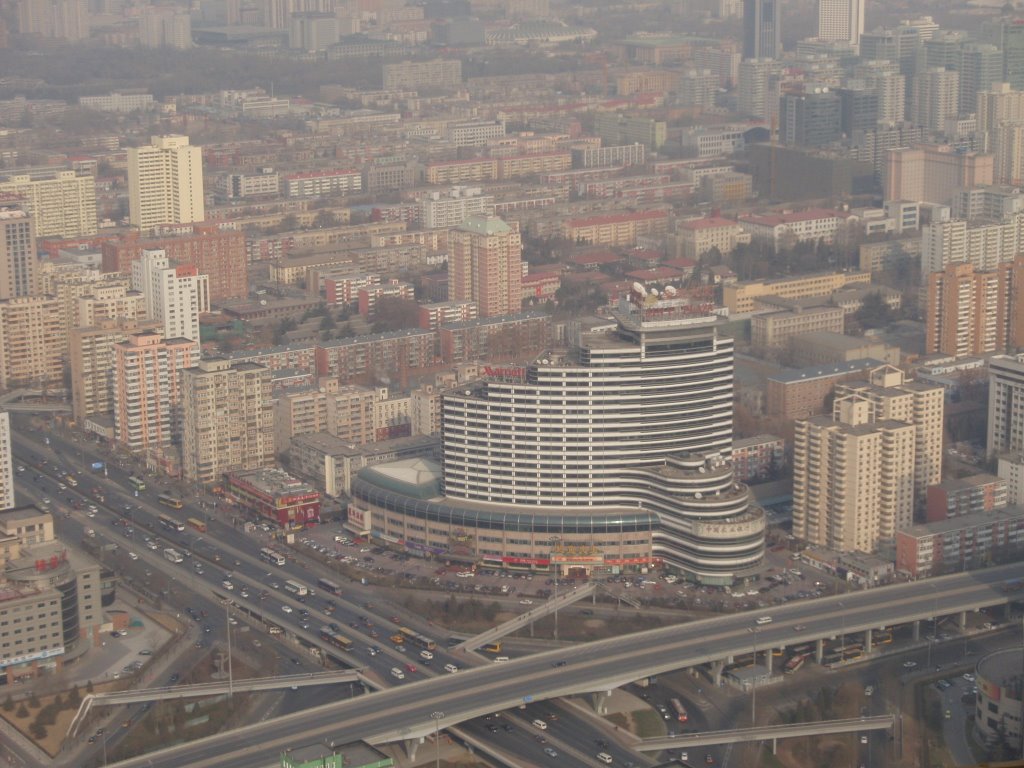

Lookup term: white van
[532,719,548,730]
[390,667,405,680]
[493,656,510,663]
[755,615,773,625]
[597,753,613,764]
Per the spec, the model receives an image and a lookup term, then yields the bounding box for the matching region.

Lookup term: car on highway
[519,599,533,605]
[552,660,567,667]
[128,552,138,560]
[864,686,873,696]
[860,735,868,744]
[420,650,434,660]
[902,661,917,669]
[281,605,293,613]
[543,748,558,758]
[444,663,459,673]
[405,664,417,673]
[964,673,976,682]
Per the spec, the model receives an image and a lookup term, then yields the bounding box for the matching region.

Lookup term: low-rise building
[895,506,1024,577]
[925,474,1007,523]
[677,217,751,261]
[225,468,321,528]
[732,434,785,482]
[750,306,845,349]
[765,358,885,419]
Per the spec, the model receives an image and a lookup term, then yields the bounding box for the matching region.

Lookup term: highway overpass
[106,563,1022,768]
[636,715,895,751]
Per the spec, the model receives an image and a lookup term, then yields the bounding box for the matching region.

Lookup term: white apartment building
[920,213,1024,275]
[817,0,864,48]
[446,120,506,147]
[131,249,210,346]
[127,135,205,231]
[738,208,844,252]
[678,217,751,260]
[988,354,1024,457]
[78,93,155,113]
[419,187,494,230]
[0,171,96,238]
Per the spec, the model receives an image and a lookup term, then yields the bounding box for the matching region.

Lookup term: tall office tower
[127,136,205,232]
[0,412,14,510]
[743,0,780,59]
[925,259,1024,357]
[112,331,198,453]
[959,44,1004,114]
[854,60,906,125]
[181,358,273,485]
[779,87,842,147]
[911,67,960,134]
[838,87,880,135]
[860,25,922,79]
[0,206,38,301]
[835,366,945,503]
[817,0,863,48]
[0,171,96,238]
[448,215,522,318]
[428,296,765,583]
[15,0,87,40]
[793,396,916,553]
[899,15,939,42]
[977,82,1024,151]
[70,318,161,424]
[0,297,63,391]
[130,249,209,345]
[884,144,994,205]
[981,17,1024,91]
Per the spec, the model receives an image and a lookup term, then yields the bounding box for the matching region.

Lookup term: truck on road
[163,548,184,563]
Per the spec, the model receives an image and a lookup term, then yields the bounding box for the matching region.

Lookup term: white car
[281,605,293,614]
[420,650,434,660]
[128,552,139,560]
[519,599,533,605]
[444,663,459,673]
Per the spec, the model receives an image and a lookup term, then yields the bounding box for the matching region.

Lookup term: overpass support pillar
[772,738,778,755]
[592,690,613,715]
[404,737,422,761]
[912,621,920,641]
[865,628,873,654]
[815,638,824,664]
[711,660,725,687]
[765,650,773,674]
[958,611,967,629]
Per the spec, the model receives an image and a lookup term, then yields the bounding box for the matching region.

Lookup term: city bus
[784,654,808,674]
[158,493,183,509]
[128,476,146,492]
[398,627,437,652]
[284,580,308,597]
[259,548,286,567]
[158,513,185,533]
[319,627,354,652]
[670,698,689,723]
[186,517,207,533]
[316,578,342,596]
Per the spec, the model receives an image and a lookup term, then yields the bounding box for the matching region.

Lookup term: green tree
[372,297,420,332]
[16,703,28,718]
[28,721,46,740]
[2,694,13,712]
[853,291,893,330]
[27,691,39,709]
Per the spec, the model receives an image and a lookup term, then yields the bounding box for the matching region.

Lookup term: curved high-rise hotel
[350,295,765,584]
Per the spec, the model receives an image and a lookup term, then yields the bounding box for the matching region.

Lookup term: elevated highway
[106,563,1022,768]
[636,715,895,751]
[455,583,596,651]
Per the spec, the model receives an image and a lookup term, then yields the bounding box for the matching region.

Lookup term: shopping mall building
[348,295,765,585]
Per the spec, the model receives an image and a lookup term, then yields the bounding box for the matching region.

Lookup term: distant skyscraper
[127,136,205,232]
[911,67,960,133]
[448,215,523,318]
[817,0,863,48]
[0,412,14,511]
[0,206,38,301]
[779,87,842,147]
[982,17,1024,92]
[743,0,780,60]
[130,249,209,346]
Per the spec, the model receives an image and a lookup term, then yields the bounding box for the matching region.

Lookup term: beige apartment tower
[834,365,945,502]
[70,319,161,424]
[0,171,96,238]
[793,397,916,553]
[127,136,205,232]
[112,331,198,452]
[0,296,64,391]
[181,358,273,485]
[448,215,523,318]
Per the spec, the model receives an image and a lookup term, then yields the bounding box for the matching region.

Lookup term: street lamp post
[430,711,444,768]
[226,602,234,701]
[838,601,845,657]
[747,626,758,726]
[549,536,561,640]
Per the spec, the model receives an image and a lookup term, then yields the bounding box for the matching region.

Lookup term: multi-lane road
[94,561,1023,768]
